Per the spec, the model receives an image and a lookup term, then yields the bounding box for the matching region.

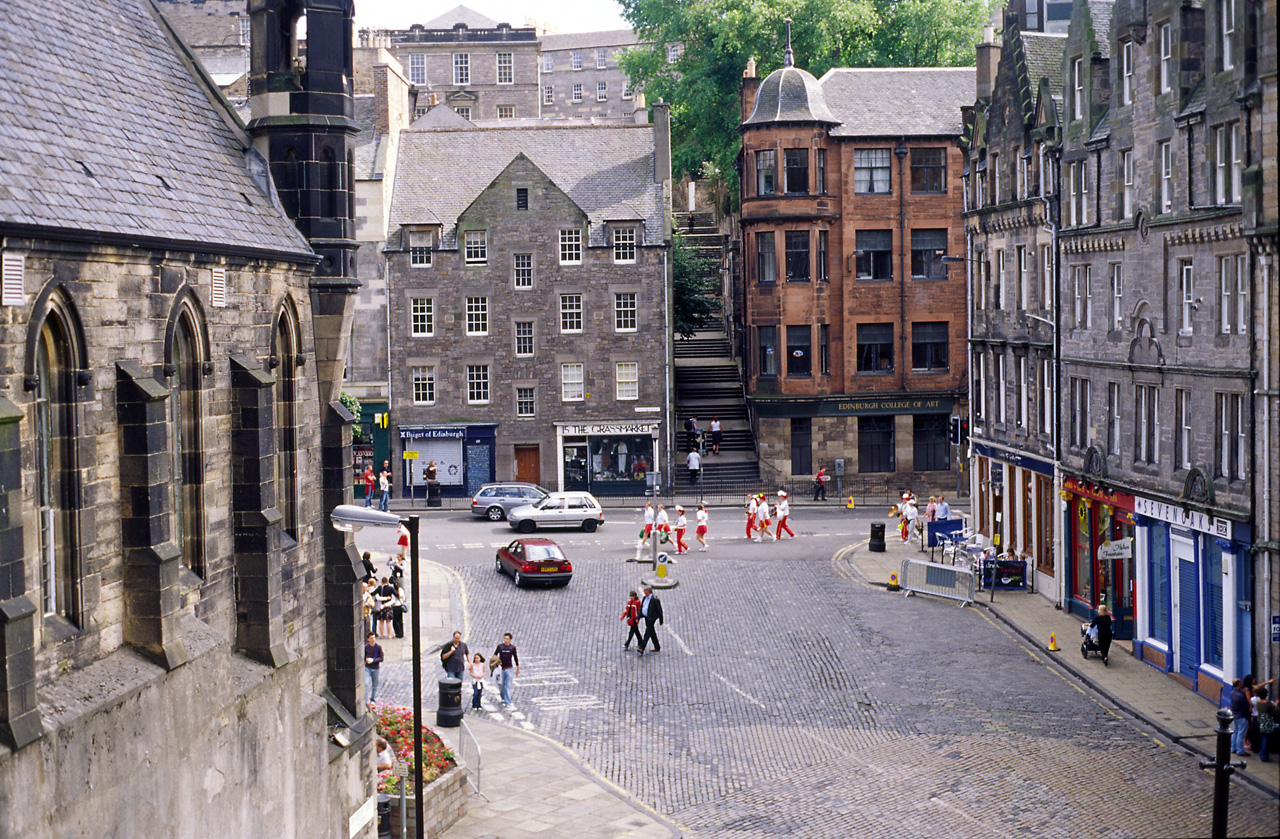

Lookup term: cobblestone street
[375,514,1279,837]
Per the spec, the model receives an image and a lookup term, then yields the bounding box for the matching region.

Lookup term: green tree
[619,0,987,198]
[672,235,718,338]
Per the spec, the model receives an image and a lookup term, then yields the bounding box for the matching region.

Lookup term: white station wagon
[507,491,605,533]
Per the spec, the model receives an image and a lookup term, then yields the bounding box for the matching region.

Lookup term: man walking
[364,632,384,704]
[440,630,469,681]
[1229,679,1253,756]
[493,632,520,707]
[937,495,952,519]
[637,585,664,655]
[363,464,376,507]
[378,460,393,512]
[813,467,828,501]
[686,448,701,485]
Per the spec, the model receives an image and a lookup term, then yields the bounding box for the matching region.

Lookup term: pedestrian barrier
[455,718,490,801]
[899,558,975,607]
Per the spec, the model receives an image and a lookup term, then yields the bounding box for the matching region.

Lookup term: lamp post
[330,505,424,839]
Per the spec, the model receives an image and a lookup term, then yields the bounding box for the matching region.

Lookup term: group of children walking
[639,501,710,553]
[744,491,795,542]
[636,493,800,552]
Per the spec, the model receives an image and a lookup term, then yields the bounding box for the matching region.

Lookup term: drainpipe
[1047,143,1064,609]
[664,245,673,495]
[896,141,908,395]
[1259,252,1273,684]
[384,253,394,467]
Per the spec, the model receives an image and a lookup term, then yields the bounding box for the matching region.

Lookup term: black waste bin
[376,793,392,839]
[869,522,886,552]
[436,677,463,727]
[426,480,441,507]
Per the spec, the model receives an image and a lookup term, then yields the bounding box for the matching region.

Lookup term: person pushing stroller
[1081,605,1113,666]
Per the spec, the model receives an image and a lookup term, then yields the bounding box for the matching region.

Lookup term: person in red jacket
[362,464,376,507]
[621,590,643,650]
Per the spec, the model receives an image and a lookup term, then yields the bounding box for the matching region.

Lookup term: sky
[354,0,631,34]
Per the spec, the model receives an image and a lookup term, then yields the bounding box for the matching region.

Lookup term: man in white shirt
[686,448,701,484]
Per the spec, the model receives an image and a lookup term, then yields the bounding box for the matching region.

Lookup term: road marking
[519,721,535,730]
[436,544,456,550]
[664,626,694,656]
[462,543,484,549]
[526,694,607,711]
[713,672,765,709]
[489,542,508,548]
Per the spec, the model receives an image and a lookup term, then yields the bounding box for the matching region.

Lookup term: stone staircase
[678,212,725,319]
[672,331,758,489]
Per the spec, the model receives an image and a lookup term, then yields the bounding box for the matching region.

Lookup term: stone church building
[0,0,375,836]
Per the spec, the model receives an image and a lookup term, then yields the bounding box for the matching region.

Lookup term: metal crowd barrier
[899,558,975,607]
[457,718,489,801]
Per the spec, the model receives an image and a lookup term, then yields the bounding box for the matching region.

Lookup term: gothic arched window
[171,304,206,576]
[273,308,299,540]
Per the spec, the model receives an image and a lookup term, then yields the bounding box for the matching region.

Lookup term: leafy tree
[619,0,987,199]
[672,235,718,338]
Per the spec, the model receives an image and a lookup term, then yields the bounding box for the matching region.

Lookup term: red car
[494,538,573,588]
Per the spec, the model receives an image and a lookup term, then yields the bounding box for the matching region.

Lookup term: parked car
[470,482,549,521]
[494,538,573,587]
[507,491,605,533]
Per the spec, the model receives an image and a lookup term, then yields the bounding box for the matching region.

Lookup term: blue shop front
[1131,496,1254,703]
[397,424,497,500]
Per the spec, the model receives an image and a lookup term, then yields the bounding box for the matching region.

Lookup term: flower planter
[385,763,469,838]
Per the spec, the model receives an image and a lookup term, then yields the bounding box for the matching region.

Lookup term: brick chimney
[976,25,1001,100]
[740,57,759,123]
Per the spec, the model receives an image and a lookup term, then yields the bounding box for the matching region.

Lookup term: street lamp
[330,505,424,839]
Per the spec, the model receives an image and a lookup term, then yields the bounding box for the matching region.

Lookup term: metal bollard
[1198,707,1247,839]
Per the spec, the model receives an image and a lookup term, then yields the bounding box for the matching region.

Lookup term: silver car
[470,482,549,521]
[507,491,605,533]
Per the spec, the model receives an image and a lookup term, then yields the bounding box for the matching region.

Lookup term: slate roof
[820,68,976,137]
[540,29,639,51]
[423,5,499,30]
[0,0,312,258]
[1088,107,1111,143]
[388,125,663,249]
[1088,1,1115,59]
[1022,32,1067,99]
[1177,78,1208,119]
[742,66,840,126]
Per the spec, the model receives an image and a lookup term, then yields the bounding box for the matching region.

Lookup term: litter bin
[426,480,441,507]
[869,522,886,552]
[436,677,463,727]
[376,793,392,839]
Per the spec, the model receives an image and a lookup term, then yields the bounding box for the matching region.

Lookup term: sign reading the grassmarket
[751,396,954,418]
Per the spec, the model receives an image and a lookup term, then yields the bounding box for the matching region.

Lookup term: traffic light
[949,416,961,445]
[959,418,969,445]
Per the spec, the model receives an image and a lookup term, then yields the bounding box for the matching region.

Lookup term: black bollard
[869,522,886,552]
[436,677,463,727]
[1199,707,1246,839]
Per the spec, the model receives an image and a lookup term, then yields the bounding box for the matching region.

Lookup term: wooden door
[514,445,540,485]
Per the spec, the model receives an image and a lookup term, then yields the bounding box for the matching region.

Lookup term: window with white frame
[466,296,488,335]
[1215,124,1236,205]
[409,53,426,84]
[542,54,553,72]
[597,81,607,101]
[667,44,680,63]
[1070,377,1090,448]
[1219,256,1233,334]
[453,53,470,85]
[1236,392,1246,477]
[1231,124,1243,203]
[410,297,433,337]
[1017,355,1028,429]
[995,249,1005,310]
[1040,358,1053,435]
[571,83,583,102]
[1159,23,1173,93]
[467,364,489,403]
[615,361,638,400]
[976,254,987,310]
[413,107,427,120]
[1220,0,1234,71]
[409,229,433,266]
[1236,254,1248,333]
[455,106,471,120]
[571,50,583,70]
[1016,246,1027,310]
[497,52,513,84]
[516,386,535,418]
[1180,260,1194,333]
[1135,384,1159,463]
[561,363,584,401]
[1215,392,1245,478]
[596,48,608,68]
[1108,381,1121,454]
[854,148,892,194]
[995,352,1007,424]
[990,152,1000,204]
[1068,161,1081,225]
[239,16,251,45]
[515,321,534,356]
[973,349,985,420]
[1071,57,1084,120]
[464,230,487,264]
[411,366,435,404]
[1121,41,1133,104]
[498,105,515,119]
[1111,263,1123,329]
[1122,150,1134,218]
[622,82,633,100]
[1042,245,1053,309]
[1160,141,1173,212]
[560,294,583,332]
[1016,148,1026,199]
[1176,389,1192,469]
[614,292,637,331]
[559,229,582,264]
[514,253,532,289]
[543,85,554,105]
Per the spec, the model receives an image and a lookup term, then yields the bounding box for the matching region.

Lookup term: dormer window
[408,228,434,266]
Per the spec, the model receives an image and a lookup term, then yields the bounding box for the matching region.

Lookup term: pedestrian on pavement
[754,494,773,542]
[1244,674,1276,752]
[1086,605,1113,665]
[378,460,393,512]
[684,416,699,451]
[813,467,828,501]
[775,491,795,539]
[395,522,409,561]
[364,631,384,704]
[387,552,405,581]
[360,551,376,583]
[745,494,758,539]
[1229,678,1252,756]
[926,496,938,522]
[390,578,406,639]
[674,505,689,554]
[709,417,722,454]
[638,585,663,655]
[937,495,952,519]
[686,448,702,485]
[362,579,376,636]
[655,504,671,546]
[1253,687,1274,762]
[695,503,709,551]
[425,460,438,483]
[639,501,655,546]
[621,590,643,650]
[440,630,469,681]
[494,632,520,706]
[363,465,376,508]
[903,495,920,545]
[376,737,394,772]
[468,653,486,711]
[375,576,396,638]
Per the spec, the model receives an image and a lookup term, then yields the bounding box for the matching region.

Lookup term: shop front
[555,421,660,497]
[352,400,390,499]
[1131,496,1254,702]
[1062,477,1135,640]
[398,424,496,499]
[972,442,1056,598]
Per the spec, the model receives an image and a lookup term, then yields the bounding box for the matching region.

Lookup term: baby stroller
[1080,622,1109,665]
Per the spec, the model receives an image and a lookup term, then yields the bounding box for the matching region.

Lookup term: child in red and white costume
[674,506,688,553]
[695,503,709,551]
[775,491,795,539]
[655,504,670,541]
[745,495,758,539]
[754,494,773,542]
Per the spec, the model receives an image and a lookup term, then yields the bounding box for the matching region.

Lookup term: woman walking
[695,503,709,551]
[674,506,689,554]
[709,417,722,455]
[621,590,643,650]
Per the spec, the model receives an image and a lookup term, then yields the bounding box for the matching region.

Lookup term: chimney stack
[976,25,1001,100]
[740,57,760,123]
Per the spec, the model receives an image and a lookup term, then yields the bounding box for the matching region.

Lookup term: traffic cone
[846,496,856,509]
[1048,633,1059,652]
[887,572,900,592]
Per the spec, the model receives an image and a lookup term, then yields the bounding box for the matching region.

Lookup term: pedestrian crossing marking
[526,694,607,711]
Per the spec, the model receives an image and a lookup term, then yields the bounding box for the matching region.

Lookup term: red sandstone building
[738,50,975,492]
